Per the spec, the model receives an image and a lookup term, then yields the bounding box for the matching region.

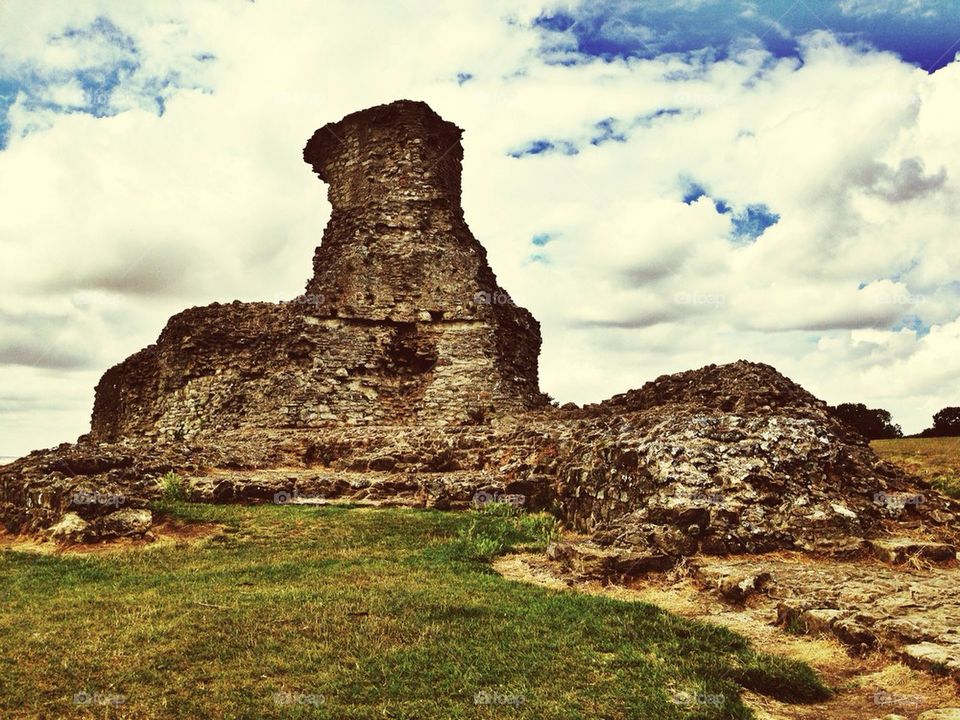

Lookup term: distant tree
[919,406,960,437]
[829,403,903,440]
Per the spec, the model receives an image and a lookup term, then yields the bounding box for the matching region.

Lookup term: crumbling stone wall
[303,100,481,320]
[90,100,547,443]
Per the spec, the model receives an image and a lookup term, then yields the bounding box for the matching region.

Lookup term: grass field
[873,436,960,498]
[0,502,827,719]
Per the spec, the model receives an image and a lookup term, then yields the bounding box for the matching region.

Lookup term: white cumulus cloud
[0,0,958,455]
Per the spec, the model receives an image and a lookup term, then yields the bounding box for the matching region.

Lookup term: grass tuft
[445,503,563,563]
[932,475,960,499]
[160,471,187,502]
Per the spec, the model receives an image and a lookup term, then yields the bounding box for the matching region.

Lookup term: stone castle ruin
[2,100,958,563]
[92,101,545,443]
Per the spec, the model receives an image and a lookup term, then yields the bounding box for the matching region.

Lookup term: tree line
[827,403,960,440]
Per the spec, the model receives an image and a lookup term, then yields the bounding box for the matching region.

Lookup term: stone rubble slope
[547,360,959,556]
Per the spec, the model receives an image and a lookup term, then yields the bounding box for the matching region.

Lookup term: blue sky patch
[509,138,579,158]
[681,179,708,204]
[0,79,17,149]
[730,204,780,242]
[590,117,627,145]
[892,313,931,336]
[515,108,684,157]
[60,16,137,53]
[679,176,778,241]
[636,107,683,125]
[534,11,578,33]
[0,15,213,149]
[533,0,960,72]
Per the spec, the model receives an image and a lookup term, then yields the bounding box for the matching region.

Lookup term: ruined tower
[89,100,546,442]
[303,100,489,320]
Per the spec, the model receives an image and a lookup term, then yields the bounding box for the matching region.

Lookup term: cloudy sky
[1,0,959,456]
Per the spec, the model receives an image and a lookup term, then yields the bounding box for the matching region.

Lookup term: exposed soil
[495,552,960,720]
[0,516,224,555]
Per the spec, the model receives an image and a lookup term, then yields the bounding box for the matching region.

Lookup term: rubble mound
[588,360,830,416]
[551,361,959,556]
[2,100,957,556]
[0,442,175,541]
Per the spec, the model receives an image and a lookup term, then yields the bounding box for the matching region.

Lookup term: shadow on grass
[0,500,830,720]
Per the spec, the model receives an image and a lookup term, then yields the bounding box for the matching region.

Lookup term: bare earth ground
[495,552,959,720]
[486,438,960,719]
[0,516,224,555]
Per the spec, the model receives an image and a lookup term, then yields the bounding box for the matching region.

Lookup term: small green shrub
[476,500,525,519]
[446,504,563,564]
[161,471,187,502]
[449,520,507,562]
[469,535,505,562]
[517,512,562,545]
[932,475,960,499]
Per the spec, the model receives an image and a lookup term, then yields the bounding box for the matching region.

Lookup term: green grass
[441,502,562,562]
[933,476,960,498]
[160,471,188,502]
[873,437,960,498]
[0,503,828,719]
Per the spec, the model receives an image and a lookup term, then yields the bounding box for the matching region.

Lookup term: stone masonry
[90,101,546,444]
[2,100,958,559]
